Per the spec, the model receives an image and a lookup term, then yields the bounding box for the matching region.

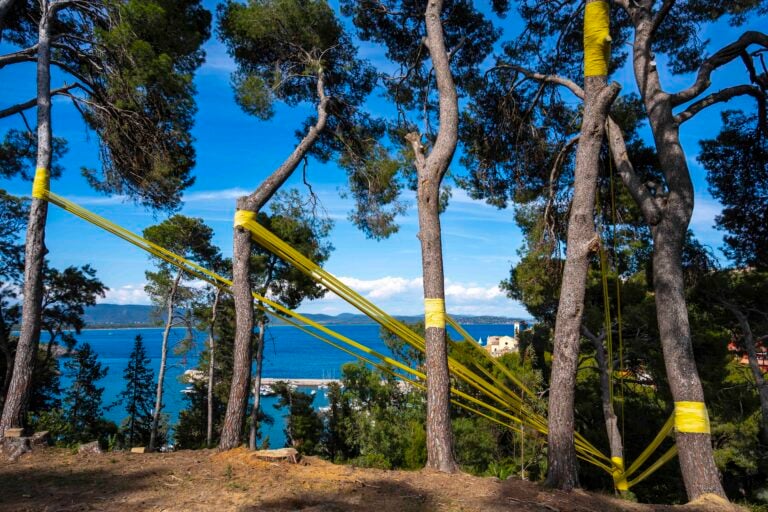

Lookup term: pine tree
[119,335,155,448]
[62,342,107,442]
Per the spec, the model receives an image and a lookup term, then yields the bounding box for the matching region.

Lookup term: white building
[484,321,524,357]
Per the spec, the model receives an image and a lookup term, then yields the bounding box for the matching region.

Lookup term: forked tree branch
[494,64,661,225]
[671,31,768,106]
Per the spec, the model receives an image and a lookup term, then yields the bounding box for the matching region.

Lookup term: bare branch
[675,84,765,124]
[671,31,768,106]
[650,0,676,36]
[0,83,83,120]
[606,117,663,225]
[491,64,585,99]
[0,44,38,69]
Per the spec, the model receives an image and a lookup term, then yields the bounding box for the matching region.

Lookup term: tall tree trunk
[546,0,618,489]
[206,288,220,447]
[584,327,625,491]
[631,17,726,501]
[249,318,266,450]
[406,0,461,473]
[725,304,768,444]
[0,9,51,437]
[149,270,181,451]
[219,75,329,451]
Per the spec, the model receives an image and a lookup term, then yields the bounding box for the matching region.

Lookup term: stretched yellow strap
[584,1,611,77]
[234,209,256,227]
[424,298,446,329]
[611,456,629,491]
[32,167,49,199]
[674,401,710,434]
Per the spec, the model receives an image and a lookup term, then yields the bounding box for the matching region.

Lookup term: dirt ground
[0,447,745,512]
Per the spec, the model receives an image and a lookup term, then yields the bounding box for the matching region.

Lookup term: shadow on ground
[0,463,162,511]
[241,479,434,512]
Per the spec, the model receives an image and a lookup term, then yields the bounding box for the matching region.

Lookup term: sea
[51,323,517,449]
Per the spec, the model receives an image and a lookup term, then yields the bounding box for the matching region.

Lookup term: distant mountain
[83,304,159,327]
[83,303,529,328]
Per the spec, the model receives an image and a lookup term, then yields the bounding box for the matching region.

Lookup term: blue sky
[0,2,764,318]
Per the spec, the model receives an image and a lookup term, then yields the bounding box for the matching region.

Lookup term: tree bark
[631,14,727,501]
[219,73,329,451]
[0,8,52,437]
[249,318,266,450]
[206,288,220,447]
[149,270,181,451]
[546,75,618,490]
[408,0,461,473]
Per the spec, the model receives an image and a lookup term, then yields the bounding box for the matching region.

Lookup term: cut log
[31,431,50,446]
[130,447,146,453]
[252,447,300,464]
[3,428,24,438]
[78,441,103,455]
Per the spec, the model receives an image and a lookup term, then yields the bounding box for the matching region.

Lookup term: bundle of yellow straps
[30,165,711,491]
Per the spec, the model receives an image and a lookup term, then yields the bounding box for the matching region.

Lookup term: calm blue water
[51,323,517,448]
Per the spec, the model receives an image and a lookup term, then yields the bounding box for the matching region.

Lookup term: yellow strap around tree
[674,401,711,434]
[32,167,49,199]
[611,456,629,491]
[584,1,611,77]
[424,298,446,329]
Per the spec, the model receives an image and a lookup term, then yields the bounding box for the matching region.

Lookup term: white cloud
[297,273,527,318]
[100,284,149,305]
[338,276,422,299]
[690,194,722,232]
[183,188,251,202]
[444,283,504,302]
[200,41,236,74]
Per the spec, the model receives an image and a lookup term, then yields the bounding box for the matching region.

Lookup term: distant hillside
[83,304,159,327]
[83,304,529,328]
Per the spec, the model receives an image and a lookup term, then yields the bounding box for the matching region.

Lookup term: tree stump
[252,447,300,464]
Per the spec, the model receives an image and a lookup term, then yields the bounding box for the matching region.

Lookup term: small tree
[247,189,332,450]
[143,215,221,451]
[119,335,155,448]
[40,264,107,364]
[272,381,323,455]
[62,342,107,443]
[0,191,26,405]
[699,110,768,271]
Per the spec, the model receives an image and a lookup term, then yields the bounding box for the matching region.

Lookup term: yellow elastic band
[584,1,610,77]
[32,167,49,199]
[234,209,256,228]
[611,456,628,491]
[674,401,710,434]
[424,298,446,329]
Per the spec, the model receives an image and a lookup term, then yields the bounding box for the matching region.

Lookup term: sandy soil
[0,447,744,512]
